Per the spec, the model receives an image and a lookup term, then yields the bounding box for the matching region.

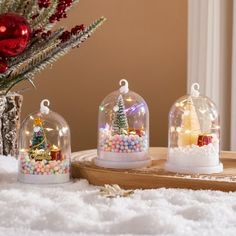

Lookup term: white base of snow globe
[18,173,70,184]
[165,161,223,174]
[95,158,151,169]
[95,151,151,169]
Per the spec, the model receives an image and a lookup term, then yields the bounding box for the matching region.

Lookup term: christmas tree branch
[2,17,106,94]
[0,0,15,13]
[30,0,58,29]
[8,28,64,68]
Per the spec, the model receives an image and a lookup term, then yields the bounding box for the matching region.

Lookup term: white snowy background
[1,156,236,236]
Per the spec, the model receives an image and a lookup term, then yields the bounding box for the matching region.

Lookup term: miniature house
[95,79,151,169]
[18,99,71,184]
[165,83,223,174]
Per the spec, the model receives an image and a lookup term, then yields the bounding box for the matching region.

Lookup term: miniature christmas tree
[31,118,47,150]
[29,117,51,160]
[112,95,129,135]
[178,97,201,146]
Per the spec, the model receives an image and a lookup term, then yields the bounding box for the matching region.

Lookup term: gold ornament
[34,117,43,126]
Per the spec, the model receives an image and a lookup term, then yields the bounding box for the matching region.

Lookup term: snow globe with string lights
[95,79,150,169]
[18,99,71,184]
[165,83,223,174]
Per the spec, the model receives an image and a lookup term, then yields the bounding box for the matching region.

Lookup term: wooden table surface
[71,147,236,192]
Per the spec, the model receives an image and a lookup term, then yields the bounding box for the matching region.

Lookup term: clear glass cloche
[165,83,223,174]
[18,99,71,184]
[95,79,151,169]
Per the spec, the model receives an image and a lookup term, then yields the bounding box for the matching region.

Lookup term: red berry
[71,24,84,35]
[59,31,71,42]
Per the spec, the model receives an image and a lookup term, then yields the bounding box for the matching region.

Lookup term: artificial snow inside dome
[95,79,151,169]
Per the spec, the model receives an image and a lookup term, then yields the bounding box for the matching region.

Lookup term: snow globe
[18,99,71,184]
[95,79,150,169]
[165,83,223,174]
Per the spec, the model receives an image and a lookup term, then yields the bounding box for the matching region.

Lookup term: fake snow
[0,155,236,235]
[168,140,220,167]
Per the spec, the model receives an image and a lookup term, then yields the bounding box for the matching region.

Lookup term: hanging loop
[191,83,200,97]
[119,79,129,94]
[40,99,50,114]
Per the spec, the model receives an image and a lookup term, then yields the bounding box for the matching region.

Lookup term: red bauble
[0,13,31,57]
[0,60,7,73]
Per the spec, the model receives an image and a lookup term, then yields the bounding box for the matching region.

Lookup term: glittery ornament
[0,13,31,57]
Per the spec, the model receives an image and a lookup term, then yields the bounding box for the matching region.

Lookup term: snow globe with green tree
[18,99,71,184]
[95,79,150,169]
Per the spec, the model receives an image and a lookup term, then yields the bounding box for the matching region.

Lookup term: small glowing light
[185,129,191,134]
[30,116,34,120]
[59,127,68,136]
[0,26,6,32]
[46,128,53,131]
[215,125,220,130]
[99,106,104,112]
[126,97,132,102]
[170,126,175,132]
[140,107,145,113]
[25,131,30,135]
[175,103,180,107]
[176,127,181,132]
[62,127,68,133]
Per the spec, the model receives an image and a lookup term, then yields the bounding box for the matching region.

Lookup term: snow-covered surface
[0,155,236,235]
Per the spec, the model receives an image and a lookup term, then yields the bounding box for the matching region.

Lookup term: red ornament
[0,13,31,57]
[0,59,8,73]
[197,134,213,147]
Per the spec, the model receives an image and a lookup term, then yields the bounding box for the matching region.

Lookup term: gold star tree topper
[34,117,43,126]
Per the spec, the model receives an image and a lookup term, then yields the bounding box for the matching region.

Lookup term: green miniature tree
[112,95,129,135]
[31,118,47,150]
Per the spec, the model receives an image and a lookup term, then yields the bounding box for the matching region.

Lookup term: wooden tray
[71,147,236,192]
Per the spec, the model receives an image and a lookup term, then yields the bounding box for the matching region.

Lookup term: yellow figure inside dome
[178,97,201,146]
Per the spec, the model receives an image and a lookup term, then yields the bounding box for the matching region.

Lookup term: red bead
[0,60,8,73]
[0,13,31,57]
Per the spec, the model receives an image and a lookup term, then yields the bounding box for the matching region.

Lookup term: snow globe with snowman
[165,83,223,174]
[18,99,71,184]
[95,79,151,169]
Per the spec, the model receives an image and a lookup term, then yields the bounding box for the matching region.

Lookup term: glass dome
[18,99,71,184]
[95,79,150,169]
[165,83,223,174]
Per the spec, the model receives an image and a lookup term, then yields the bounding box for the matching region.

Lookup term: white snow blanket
[0,156,236,236]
